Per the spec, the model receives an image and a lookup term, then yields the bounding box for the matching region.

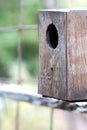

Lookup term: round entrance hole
[46,24,58,49]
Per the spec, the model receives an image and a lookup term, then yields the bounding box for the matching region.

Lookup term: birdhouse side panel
[67,11,87,101]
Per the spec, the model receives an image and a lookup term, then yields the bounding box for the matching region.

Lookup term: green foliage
[0,0,42,79]
[0,32,18,77]
[0,0,18,26]
[23,0,43,24]
[22,30,38,77]
[1,0,87,79]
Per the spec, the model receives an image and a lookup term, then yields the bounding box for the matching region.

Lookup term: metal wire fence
[1,1,87,130]
[0,0,54,130]
[0,0,38,84]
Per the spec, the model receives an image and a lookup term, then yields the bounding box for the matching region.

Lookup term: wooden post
[38,9,87,101]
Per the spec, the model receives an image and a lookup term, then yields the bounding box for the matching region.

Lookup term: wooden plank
[38,11,67,99]
[0,84,87,112]
[67,10,87,100]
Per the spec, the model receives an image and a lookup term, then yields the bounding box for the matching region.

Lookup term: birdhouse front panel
[38,10,67,100]
[38,10,87,101]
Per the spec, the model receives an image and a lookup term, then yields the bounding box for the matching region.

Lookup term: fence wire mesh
[0,0,56,130]
[1,1,87,130]
[0,0,38,84]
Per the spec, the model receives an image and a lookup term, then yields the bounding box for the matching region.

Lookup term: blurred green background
[0,1,87,130]
[0,0,87,82]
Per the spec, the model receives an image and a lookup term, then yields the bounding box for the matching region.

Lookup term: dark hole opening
[46,24,58,49]
[51,67,53,71]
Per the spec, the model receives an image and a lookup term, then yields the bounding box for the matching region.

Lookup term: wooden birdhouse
[38,9,87,101]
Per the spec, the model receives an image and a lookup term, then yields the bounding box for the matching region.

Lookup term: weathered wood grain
[1,84,87,112]
[67,10,87,101]
[38,10,67,100]
[38,10,87,101]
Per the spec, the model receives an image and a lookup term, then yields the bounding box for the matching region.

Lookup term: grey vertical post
[15,0,23,130]
[50,108,53,130]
